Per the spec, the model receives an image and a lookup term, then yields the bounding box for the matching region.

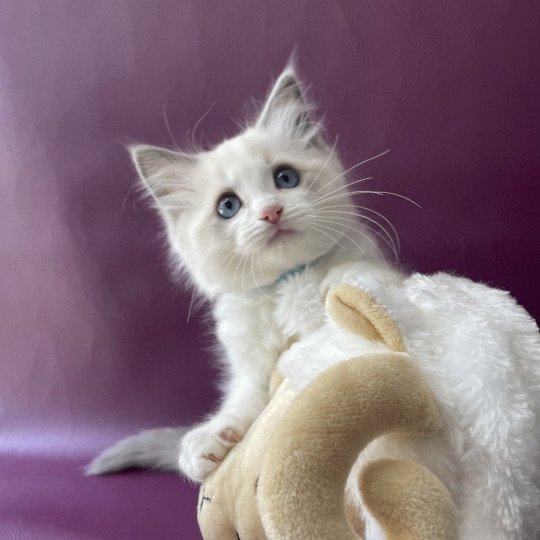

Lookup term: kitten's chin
[266,228,296,246]
[197,228,339,296]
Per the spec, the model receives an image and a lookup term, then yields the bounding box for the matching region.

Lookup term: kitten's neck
[260,251,331,291]
[252,226,387,296]
[212,225,388,301]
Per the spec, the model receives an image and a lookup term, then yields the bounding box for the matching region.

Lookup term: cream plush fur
[198,284,456,540]
[277,272,540,539]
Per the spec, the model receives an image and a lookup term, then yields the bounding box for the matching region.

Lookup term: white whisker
[314,189,421,208]
[240,254,250,292]
[305,134,339,192]
[120,184,139,213]
[189,101,216,151]
[230,255,245,290]
[307,223,349,250]
[309,149,390,200]
[251,254,273,299]
[358,205,401,252]
[360,191,422,208]
[161,104,181,150]
[186,288,196,323]
[309,210,398,258]
[309,222,365,256]
[317,203,401,252]
[309,176,372,206]
[220,249,240,279]
[311,216,388,264]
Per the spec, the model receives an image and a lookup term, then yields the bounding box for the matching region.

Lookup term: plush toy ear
[326,285,405,352]
[255,64,323,147]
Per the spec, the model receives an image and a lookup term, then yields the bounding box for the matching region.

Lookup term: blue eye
[217,193,242,219]
[273,166,300,189]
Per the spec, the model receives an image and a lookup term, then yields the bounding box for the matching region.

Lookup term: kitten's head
[131,66,358,297]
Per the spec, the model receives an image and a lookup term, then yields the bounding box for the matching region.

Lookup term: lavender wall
[0,0,538,515]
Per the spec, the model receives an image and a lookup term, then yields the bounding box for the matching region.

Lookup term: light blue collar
[257,252,329,293]
[273,262,310,286]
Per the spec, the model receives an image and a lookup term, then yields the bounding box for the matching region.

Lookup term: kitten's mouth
[266,227,296,245]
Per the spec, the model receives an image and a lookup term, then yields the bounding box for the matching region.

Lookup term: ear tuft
[259,69,303,119]
[256,66,322,146]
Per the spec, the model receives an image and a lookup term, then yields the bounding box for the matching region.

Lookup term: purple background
[1,1,538,538]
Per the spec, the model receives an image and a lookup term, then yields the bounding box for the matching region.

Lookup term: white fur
[278,272,540,539]
[85,427,188,475]
[88,65,394,482]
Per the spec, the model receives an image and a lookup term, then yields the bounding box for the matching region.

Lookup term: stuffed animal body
[278,271,540,539]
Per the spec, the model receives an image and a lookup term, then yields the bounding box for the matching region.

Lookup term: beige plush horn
[257,353,443,539]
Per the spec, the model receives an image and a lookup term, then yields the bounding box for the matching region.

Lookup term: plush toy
[198,274,540,539]
[198,284,456,539]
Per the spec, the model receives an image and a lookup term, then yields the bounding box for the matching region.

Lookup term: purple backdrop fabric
[1,1,538,538]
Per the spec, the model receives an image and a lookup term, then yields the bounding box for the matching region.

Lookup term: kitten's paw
[178,416,246,482]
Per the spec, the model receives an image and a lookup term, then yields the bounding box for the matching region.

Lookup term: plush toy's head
[198,285,455,540]
[197,381,294,540]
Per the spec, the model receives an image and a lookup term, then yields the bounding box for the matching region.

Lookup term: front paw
[178,416,246,482]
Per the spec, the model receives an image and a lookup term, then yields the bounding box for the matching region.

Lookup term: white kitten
[87,63,400,481]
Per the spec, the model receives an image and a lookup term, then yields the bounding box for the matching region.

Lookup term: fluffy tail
[85,427,188,475]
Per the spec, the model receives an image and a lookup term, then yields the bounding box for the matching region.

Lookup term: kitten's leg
[179,294,279,482]
[87,368,270,480]
[178,369,271,482]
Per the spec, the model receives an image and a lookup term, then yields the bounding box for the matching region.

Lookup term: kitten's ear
[256,66,323,146]
[129,144,197,216]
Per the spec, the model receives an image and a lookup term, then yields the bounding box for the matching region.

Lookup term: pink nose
[260,205,283,225]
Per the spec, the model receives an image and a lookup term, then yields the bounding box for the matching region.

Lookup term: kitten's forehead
[213,129,273,162]
[207,129,273,188]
